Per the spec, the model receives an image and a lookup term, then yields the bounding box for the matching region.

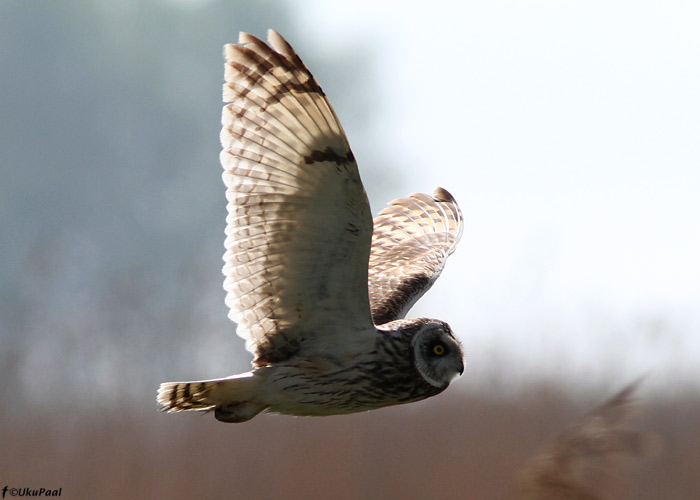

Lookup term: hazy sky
[287,0,700,390]
[6,0,696,401]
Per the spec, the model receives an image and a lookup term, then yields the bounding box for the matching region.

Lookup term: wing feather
[368,187,463,325]
[221,30,374,366]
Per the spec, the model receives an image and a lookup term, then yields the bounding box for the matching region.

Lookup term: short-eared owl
[157,30,464,422]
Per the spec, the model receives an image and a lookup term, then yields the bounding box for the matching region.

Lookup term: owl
[157,30,464,423]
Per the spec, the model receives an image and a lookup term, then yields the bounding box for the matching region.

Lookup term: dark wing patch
[368,188,463,325]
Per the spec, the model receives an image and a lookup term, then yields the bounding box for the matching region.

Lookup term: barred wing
[220,31,374,366]
[368,188,463,325]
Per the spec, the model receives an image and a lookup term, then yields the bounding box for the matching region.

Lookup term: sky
[3,0,697,405]
[286,0,700,390]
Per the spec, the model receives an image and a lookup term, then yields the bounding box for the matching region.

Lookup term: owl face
[412,322,465,388]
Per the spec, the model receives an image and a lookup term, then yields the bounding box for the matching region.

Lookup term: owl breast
[259,334,444,416]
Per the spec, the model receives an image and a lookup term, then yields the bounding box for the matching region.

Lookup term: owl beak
[447,361,464,383]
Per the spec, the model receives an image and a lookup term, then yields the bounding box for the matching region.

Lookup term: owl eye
[432,344,445,356]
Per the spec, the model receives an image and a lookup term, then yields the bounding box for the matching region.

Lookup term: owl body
[161,319,461,422]
[157,30,465,423]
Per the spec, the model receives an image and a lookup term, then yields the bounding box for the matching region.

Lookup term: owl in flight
[157,30,464,422]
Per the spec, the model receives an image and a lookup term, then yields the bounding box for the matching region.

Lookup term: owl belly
[257,357,444,417]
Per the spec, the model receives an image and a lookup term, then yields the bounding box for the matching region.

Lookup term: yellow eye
[433,344,445,356]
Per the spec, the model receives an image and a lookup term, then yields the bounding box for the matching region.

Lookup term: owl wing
[368,188,463,325]
[221,30,374,366]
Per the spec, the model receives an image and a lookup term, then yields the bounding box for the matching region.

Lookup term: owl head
[412,320,464,388]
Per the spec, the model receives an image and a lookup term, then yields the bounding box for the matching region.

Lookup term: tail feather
[157,372,261,415]
[157,380,218,413]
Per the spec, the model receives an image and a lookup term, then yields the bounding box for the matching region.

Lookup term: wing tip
[432,187,463,246]
[238,31,257,45]
[223,32,269,60]
[229,29,289,55]
[267,29,283,47]
[432,186,455,203]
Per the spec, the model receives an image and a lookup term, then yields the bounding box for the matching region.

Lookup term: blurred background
[1,0,698,498]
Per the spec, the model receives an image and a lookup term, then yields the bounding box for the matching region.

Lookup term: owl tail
[157,372,265,423]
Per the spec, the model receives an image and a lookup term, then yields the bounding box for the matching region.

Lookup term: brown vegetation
[519,380,655,500]
[2,383,697,500]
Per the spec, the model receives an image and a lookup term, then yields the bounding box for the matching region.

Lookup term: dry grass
[1,382,696,500]
[519,380,656,500]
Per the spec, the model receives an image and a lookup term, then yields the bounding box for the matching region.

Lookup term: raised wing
[368,188,463,325]
[220,30,374,366]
